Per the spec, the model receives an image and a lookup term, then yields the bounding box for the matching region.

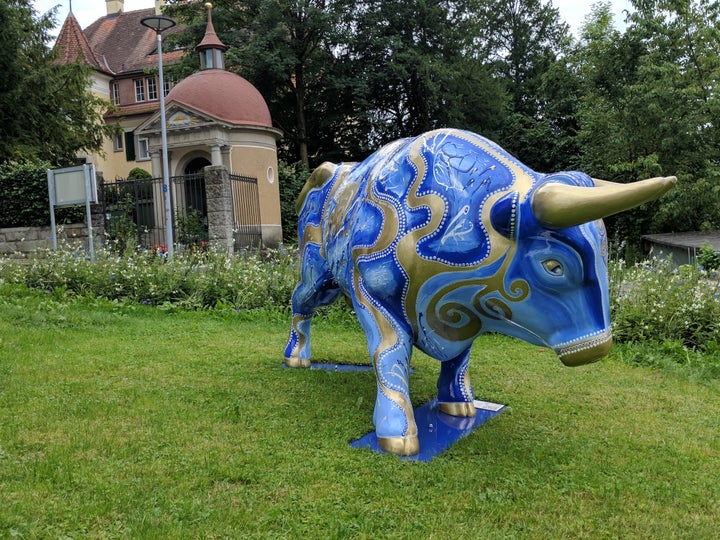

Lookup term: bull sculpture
[284,129,675,456]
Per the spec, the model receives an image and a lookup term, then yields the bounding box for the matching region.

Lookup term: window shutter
[124,132,136,161]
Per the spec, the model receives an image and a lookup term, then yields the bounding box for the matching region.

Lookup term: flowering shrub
[609,257,720,348]
[0,241,300,312]
[2,244,719,350]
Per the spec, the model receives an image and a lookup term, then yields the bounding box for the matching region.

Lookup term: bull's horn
[532,176,677,229]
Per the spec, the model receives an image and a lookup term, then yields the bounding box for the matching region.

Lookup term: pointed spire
[197,3,227,70]
[54,10,113,74]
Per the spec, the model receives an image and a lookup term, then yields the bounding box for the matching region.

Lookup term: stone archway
[185,157,211,175]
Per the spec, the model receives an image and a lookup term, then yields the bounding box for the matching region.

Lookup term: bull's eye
[542,259,564,276]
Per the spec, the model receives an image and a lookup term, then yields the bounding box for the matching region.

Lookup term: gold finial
[205,2,212,9]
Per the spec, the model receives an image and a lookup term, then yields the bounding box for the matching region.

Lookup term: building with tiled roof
[54,0,284,247]
[54,0,184,179]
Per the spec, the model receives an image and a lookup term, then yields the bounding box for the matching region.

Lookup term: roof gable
[83,8,184,75]
[136,103,217,134]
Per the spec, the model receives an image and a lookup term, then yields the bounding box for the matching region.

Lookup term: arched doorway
[178,157,210,245]
[185,157,211,174]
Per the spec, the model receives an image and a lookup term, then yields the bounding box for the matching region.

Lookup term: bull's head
[491,174,676,366]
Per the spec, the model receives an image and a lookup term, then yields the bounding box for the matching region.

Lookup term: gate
[103,176,165,248]
[230,174,262,248]
[103,171,262,251]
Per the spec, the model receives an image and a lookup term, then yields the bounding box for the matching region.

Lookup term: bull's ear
[490,191,520,239]
[532,176,677,229]
[296,162,336,214]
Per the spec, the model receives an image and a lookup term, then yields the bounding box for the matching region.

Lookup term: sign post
[47,164,98,259]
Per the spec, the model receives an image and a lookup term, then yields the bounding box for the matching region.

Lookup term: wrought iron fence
[103,175,166,249]
[230,173,262,248]
[172,173,208,246]
[103,172,262,251]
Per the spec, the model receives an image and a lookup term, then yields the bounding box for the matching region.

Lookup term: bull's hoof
[378,435,420,456]
[438,401,477,417]
[284,357,311,368]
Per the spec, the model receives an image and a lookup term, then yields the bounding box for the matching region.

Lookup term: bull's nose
[556,333,613,367]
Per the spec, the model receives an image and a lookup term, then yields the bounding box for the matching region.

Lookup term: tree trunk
[294,65,310,169]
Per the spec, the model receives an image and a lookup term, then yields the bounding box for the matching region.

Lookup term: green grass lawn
[1,284,718,538]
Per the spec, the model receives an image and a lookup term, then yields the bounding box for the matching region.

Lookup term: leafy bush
[278,161,310,242]
[127,167,153,179]
[698,244,720,271]
[0,161,84,227]
[176,209,209,246]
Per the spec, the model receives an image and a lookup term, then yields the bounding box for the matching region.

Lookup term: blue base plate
[283,362,413,374]
[350,399,505,462]
[309,362,374,372]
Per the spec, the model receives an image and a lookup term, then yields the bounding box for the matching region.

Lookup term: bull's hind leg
[354,300,418,455]
[437,348,477,417]
[284,245,339,368]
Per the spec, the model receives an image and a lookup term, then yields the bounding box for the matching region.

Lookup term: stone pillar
[210,144,223,166]
[204,165,234,251]
[150,150,162,178]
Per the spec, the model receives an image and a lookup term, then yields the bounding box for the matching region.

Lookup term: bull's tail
[296,162,337,214]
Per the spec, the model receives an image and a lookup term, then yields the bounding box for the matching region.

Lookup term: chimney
[106,0,124,15]
[155,0,164,15]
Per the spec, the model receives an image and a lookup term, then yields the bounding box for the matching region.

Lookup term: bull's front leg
[284,244,339,368]
[355,300,418,456]
[437,348,476,417]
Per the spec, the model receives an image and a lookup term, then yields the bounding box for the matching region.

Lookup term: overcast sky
[33,0,634,38]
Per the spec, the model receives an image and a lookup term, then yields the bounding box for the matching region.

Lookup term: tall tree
[166,0,352,168]
[344,0,506,148]
[467,0,576,171]
[573,0,720,240]
[0,0,112,165]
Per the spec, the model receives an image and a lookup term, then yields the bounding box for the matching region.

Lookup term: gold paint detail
[438,402,477,417]
[391,131,535,338]
[558,334,613,366]
[532,176,677,229]
[284,357,311,368]
[295,162,336,214]
[378,435,420,456]
[542,259,563,276]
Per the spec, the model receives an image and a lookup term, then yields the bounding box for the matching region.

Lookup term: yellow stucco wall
[230,144,282,246]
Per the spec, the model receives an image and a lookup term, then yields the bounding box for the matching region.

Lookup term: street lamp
[141,15,176,257]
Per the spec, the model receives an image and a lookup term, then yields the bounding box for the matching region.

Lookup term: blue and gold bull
[284,129,675,456]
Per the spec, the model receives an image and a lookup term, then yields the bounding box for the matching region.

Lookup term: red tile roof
[166,70,273,128]
[83,8,185,75]
[54,12,111,74]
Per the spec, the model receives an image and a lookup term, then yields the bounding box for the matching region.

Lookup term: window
[134,79,145,102]
[113,132,124,152]
[111,82,120,105]
[146,77,157,101]
[202,49,214,69]
[163,78,174,96]
[137,137,150,160]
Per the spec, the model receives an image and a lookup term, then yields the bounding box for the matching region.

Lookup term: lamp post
[141,15,176,257]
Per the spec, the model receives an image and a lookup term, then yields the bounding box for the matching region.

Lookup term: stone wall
[0,223,103,257]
